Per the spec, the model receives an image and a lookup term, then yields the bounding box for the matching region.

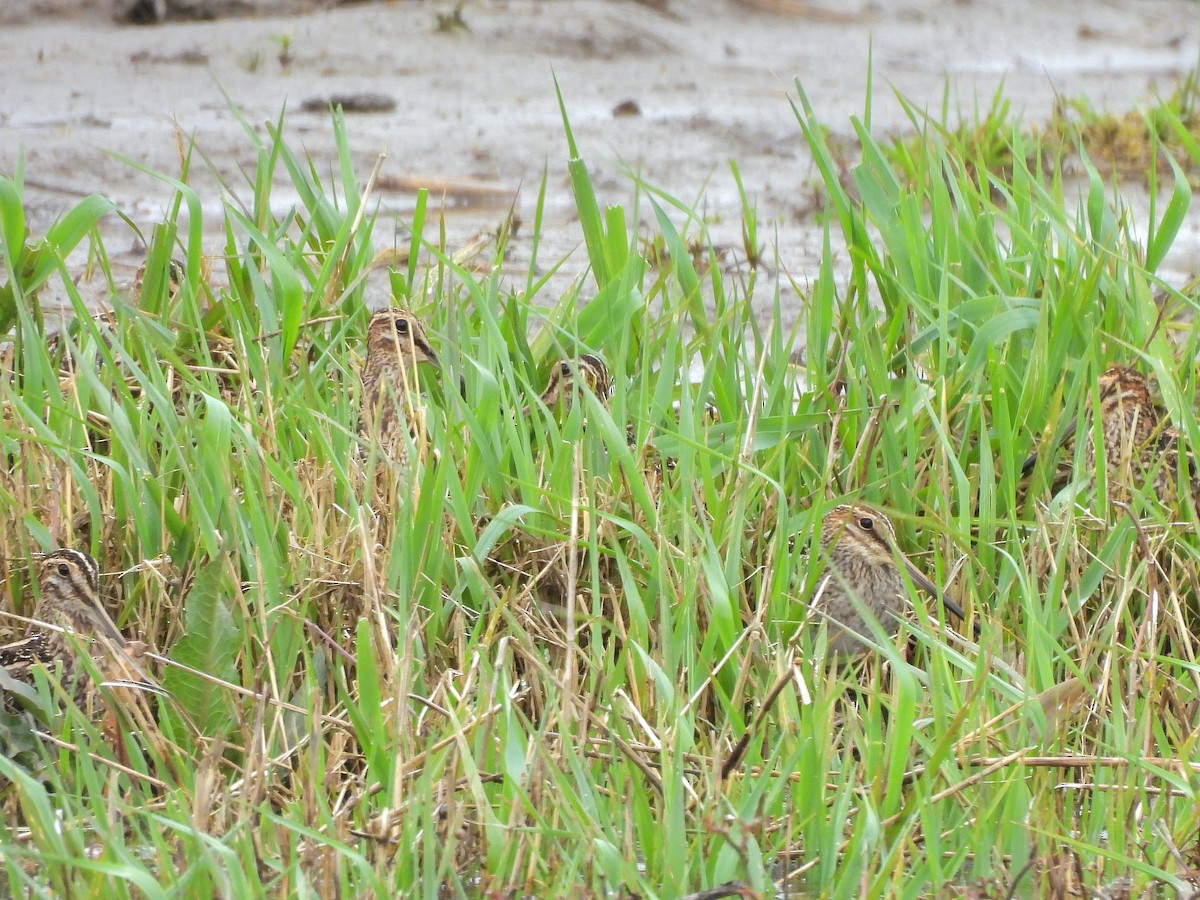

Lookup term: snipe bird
[52,257,186,377]
[1022,364,1197,509]
[806,504,969,654]
[132,257,186,305]
[525,354,612,417]
[359,308,441,464]
[0,549,126,704]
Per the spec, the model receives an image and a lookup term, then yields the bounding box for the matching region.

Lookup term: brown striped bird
[805,504,969,653]
[131,257,186,305]
[525,354,612,418]
[1022,364,1198,509]
[0,549,127,707]
[52,257,186,378]
[359,308,442,465]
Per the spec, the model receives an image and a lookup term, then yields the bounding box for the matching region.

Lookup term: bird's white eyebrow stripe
[42,549,100,595]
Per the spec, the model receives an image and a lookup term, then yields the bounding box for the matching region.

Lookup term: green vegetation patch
[0,76,1199,897]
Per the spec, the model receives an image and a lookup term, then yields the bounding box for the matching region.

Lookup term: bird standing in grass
[0,549,126,707]
[1023,364,1198,510]
[131,257,187,306]
[525,354,612,418]
[53,256,187,379]
[806,504,968,653]
[359,308,442,465]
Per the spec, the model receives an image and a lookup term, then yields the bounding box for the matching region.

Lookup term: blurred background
[2,0,1198,307]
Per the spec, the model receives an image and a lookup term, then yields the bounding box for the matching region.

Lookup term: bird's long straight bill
[900,556,968,623]
[96,609,126,645]
[1022,418,1079,477]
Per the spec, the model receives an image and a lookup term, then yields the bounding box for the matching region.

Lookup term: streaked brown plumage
[806,504,968,653]
[670,397,720,426]
[627,394,720,494]
[359,308,441,464]
[1081,365,1162,478]
[0,549,124,702]
[525,354,611,417]
[1023,364,1198,508]
[132,257,186,305]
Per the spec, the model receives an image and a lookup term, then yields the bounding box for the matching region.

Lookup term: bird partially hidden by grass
[477,355,618,655]
[359,308,443,466]
[39,255,186,379]
[131,257,187,306]
[0,549,173,778]
[722,503,972,782]
[804,504,971,654]
[523,354,612,419]
[0,549,153,716]
[1021,364,1199,511]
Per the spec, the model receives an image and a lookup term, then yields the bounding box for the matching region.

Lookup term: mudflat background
[2,0,1199,312]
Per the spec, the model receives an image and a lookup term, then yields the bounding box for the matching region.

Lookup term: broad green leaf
[162,556,241,738]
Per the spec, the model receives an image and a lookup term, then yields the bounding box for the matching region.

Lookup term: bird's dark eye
[858,517,874,530]
[395,318,409,333]
[57,563,70,576]
[560,362,572,376]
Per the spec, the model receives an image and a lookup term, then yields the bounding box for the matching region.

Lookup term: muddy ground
[1,0,1198,316]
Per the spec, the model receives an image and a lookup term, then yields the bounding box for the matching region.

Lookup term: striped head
[819,504,966,623]
[359,309,441,457]
[32,548,123,644]
[362,309,440,404]
[820,504,904,568]
[537,354,612,410]
[363,309,440,384]
[36,549,100,606]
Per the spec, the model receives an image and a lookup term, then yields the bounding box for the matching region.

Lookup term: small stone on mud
[612,99,641,118]
[130,47,209,65]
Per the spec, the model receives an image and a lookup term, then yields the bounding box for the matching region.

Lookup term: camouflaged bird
[804,504,969,654]
[52,256,186,378]
[524,354,612,419]
[359,308,441,465]
[132,257,186,306]
[0,550,126,707]
[1023,364,1199,510]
